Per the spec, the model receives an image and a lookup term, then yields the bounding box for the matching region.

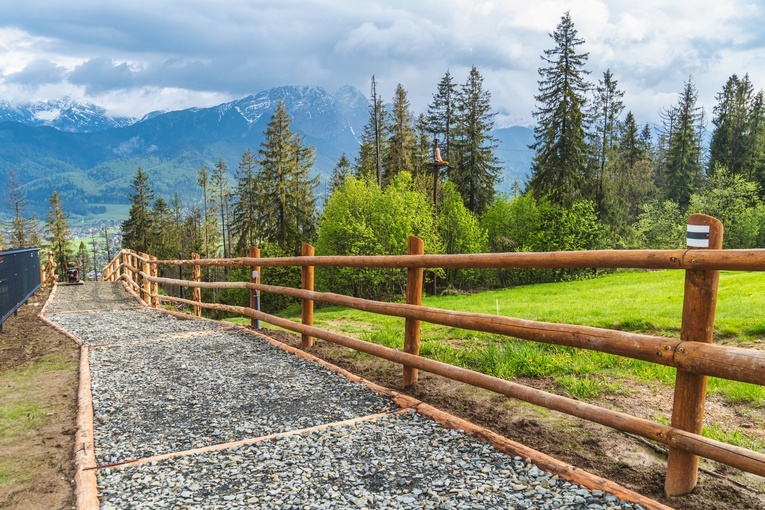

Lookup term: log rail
[100,214,765,498]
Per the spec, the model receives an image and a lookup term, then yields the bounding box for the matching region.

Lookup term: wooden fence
[100,214,765,498]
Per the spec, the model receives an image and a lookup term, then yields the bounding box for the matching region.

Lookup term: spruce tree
[529,11,591,206]
[197,166,221,260]
[589,69,624,214]
[232,148,260,254]
[328,153,352,196]
[211,158,231,258]
[76,241,90,274]
[383,84,416,185]
[46,190,71,276]
[614,111,656,231]
[662,78,705,206]
[747,91,765,193]
[355,76,388,185]
[427,70,458,163]
[451,66,500,216]
[149,196,173,259]
[709,74,754,177]
[256,100,319,253]
[121,167,155,253]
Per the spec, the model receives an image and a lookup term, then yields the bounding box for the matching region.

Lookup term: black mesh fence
[0,247,41,331]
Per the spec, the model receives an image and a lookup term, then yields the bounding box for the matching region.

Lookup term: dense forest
[4,12,765,302]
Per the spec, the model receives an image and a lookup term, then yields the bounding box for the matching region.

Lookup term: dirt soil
[0,287,78,509]
[266,329,765,510]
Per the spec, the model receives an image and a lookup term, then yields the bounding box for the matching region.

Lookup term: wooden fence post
[403,236,424,386]
[249,246,261,329]
[192,253,202,317]
[301,243,315,348]
[141,253,150,304]
[150,255,159,308]
[665,214,723,497]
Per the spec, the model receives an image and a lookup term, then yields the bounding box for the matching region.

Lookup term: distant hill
[0,87,533,222]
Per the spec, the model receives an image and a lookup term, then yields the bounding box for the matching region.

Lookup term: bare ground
[0,287,78,509]
[265,329,765,510]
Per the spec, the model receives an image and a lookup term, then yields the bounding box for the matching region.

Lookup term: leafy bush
[315,173,441,300]
[482,193,608,285]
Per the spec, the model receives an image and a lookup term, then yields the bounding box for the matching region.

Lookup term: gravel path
[49,282,650,509]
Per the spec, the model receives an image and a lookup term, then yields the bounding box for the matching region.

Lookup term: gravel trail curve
[48,282,653,510]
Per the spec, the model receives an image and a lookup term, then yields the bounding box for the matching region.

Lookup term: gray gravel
[98,410,645,510]
[45,281,138,313]
[48,308,223,346]
[46,283,650,509]
[79,312,397,463]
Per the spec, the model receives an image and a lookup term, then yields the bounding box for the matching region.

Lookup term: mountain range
[0,86,534,222]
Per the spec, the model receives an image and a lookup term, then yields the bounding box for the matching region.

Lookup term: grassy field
[230,269,765,408]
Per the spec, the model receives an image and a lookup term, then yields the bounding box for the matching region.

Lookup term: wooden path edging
[54,280,672,510]
[150,305,673,510]
[38,285,99,510]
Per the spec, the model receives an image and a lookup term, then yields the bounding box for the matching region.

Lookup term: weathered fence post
[665,214,723,497]
[249,246,261,329]
[301,243,315,348]
[141,253,150,304]
[403,236,425,386]
[192,253,201,317]
[150,255,159,308]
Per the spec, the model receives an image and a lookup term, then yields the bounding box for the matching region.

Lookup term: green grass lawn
[228,269,765,405]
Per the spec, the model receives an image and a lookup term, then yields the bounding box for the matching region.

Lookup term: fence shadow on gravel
[100,214,765,499]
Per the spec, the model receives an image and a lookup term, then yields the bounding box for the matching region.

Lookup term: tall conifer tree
[663,78,705,206]
[121,167,155,253]
[256,100,319,253]
[232,148,260,254]
[589,69,624,214]
[451,66,500,216]
[47,190,71,275]
[529,11,591,206]
[427,71,458,163]
[383,84,416,185]
[709,74,756,178]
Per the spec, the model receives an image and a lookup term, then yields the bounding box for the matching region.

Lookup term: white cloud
[0,0,763,125]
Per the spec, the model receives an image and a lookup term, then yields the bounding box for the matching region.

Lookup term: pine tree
[747,91,765,193]
[149,196,172,259]
[427,70,458,163]
[328,153,352,196]
[451,66,501,216]
[709,74,754,177]
[197,166,221,260]
[613,111,656,232]
[76,241,90,274]
[46,190,71,275]
[588,69,624,214]
[529,11,591,206]
[355,76,388,185]
[663,78,705,206]
[383,84,416,185]
[211,158,231,258]
[256,100,319,253]
[121,167,155,253]
[232,148,260,254]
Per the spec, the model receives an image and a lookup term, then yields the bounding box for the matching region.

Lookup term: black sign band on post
[686,225,711,248]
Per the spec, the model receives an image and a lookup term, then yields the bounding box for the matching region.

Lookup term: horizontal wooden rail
[151,294,765,478]
[147,274,765,387]
[153,248,765,271]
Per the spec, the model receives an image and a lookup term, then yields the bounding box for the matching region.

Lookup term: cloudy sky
[0,0,763,127]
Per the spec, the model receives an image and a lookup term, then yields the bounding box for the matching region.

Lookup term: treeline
[62,11,765,306]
